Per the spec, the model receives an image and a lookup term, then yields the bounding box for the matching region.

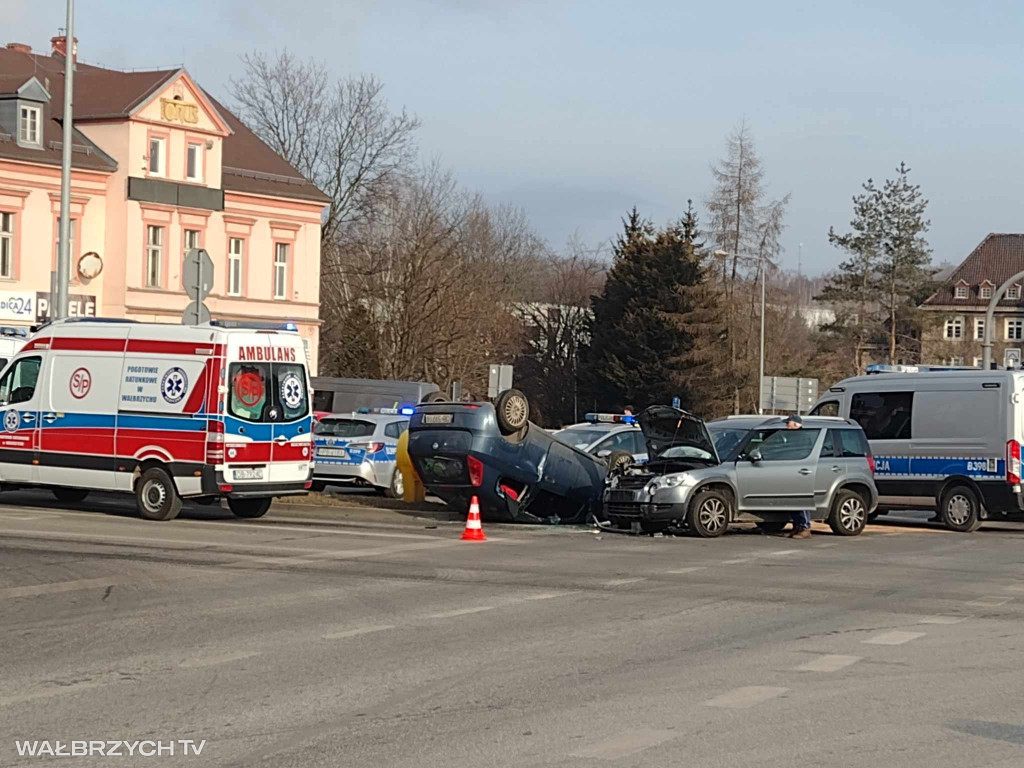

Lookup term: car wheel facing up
[687,488,730,538]
[827,489,867,536]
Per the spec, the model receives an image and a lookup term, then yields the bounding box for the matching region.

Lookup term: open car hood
[638,406,719,464]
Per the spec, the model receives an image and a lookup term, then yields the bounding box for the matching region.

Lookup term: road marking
[919,615,969,625]
[863,630,926,646]
[180,651,260,669]
[0,680,112,707]
[767,549,800,557]
[204,521,444,540]
[721,558,753,565]
[522,592,574,601]
[323,624,395,640]
[968,596,1013,607]
[426,606,494,619]
[602,577,646,587]
[665,567,704,575]
[814,542,838,548]
[703,686,788,709]
[0,578,113,601]
[796,654,862,672]
[571,729,676,760]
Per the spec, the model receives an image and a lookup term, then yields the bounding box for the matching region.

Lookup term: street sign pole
[182,248,213,325]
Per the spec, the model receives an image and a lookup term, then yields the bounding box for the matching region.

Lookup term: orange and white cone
[461,496,487,541]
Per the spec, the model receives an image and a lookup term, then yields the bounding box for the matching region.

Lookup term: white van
[0,326,28,370]
[809,369,1024,531]
[0,318,313,520]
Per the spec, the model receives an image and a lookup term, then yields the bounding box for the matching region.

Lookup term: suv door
[734,428,822,512]
[815,429,844,513]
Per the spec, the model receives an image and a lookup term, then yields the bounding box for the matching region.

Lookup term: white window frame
[273,243,289,300]
[1006,318,1024,341]
[980,285,993,299]
[19,105,40,145]
[1008,285,1021,300]
[944,316,963,340]
[954,284,968,299]
[227,237,243,297]
[186,142,203,182]
[146,225,163,289]
[974,317,986,341]
[0,212,13,279]
[183,229,200,256]
[148,136,166,177]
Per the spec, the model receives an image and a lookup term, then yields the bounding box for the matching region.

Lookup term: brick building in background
[0,36,327,371]
[920,234,1024,369]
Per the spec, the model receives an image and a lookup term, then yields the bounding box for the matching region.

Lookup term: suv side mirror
[746,449,762,463]
[596,449,611,458]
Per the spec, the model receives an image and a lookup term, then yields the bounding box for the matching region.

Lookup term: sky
[10,0,1024,274]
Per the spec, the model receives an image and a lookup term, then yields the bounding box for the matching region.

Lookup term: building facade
[0,37,328,371]
[920,233,1024,368]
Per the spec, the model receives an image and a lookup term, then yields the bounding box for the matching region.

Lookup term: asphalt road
[3,493,1024,767]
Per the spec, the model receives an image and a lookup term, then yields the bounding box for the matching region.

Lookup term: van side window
[0,356,41,405]
[229,363,270,421]
[850,392,913,440]
[810,400,839,417]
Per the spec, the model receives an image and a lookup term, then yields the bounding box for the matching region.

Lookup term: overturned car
[600,407,877,537]
[406,390,614,523]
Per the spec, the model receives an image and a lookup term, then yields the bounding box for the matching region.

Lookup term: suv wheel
[687,488,730,538]
[939,484,983,532]
[827,489,867,536]
[495,389,530,435]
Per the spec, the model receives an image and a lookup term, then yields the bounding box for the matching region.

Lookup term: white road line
[721,558,753,565]
[767,549,800,557]
[967,596,1013,607]
[703,686,788,709]
[0,680,112,708]
[522,592,574,601]
[919,615,969,625]
[426,606,495,619]
[180,651,260,669]
[323,624,395,640]
[203,521,444,540]
[814,542,838,548]
[602,577,643,589]
[665,567,705,575]
[796,654,862,672]
[0,578,113,601]
[571,729,676,760]
[863,630,926,646]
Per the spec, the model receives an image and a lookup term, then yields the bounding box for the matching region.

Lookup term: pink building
[0,37,327,372]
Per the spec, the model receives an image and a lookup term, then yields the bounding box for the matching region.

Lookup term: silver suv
[601,407,879,537]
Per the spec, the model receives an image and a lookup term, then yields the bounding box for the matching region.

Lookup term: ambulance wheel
[384,469,405,499]
[52,488,89,504]
[939,484,983,532]
[135,467,182,522]
[228,498,272,519]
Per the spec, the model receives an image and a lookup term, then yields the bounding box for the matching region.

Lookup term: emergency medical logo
[280,373,304,409]
[3,409,19,433]
[160,367,188,404]
[69,368,92,400]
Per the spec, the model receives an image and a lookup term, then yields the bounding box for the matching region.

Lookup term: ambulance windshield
[228,362,308,422]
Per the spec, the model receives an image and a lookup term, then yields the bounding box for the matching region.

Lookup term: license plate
[422,414,453,424]
[233,468,264,481]
[318,448,349,459]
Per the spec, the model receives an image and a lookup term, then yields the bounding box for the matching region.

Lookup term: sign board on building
[0,292,39,323]
[759,376,819,414]
[160,98,199,124]
[36,293,96,323]
[487,364,513,399]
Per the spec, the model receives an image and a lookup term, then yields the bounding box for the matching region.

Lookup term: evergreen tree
[584,207,704,411]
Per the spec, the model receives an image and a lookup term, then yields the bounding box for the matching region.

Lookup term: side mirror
[747,450,762,463]
[596,449,611,459]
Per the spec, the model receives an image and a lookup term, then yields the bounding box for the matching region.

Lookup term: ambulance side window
[0,356,41,405]
[229,362,270,422]
[274,363,308,422]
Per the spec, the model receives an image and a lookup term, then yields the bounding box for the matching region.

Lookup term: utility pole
[759,249,766,415]
[55,1,75,321]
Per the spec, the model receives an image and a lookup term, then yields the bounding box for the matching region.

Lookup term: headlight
[647,473,694,493]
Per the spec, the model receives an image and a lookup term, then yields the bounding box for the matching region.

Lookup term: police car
[312,407,412,497]
[553,413,648,463]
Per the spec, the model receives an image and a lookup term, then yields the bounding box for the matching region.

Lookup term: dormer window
[19,105,40,145]
[980,285,993,299]
[954,284,968,299]
[1008,285,1021,300]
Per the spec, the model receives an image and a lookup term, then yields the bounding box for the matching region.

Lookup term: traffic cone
[461,496,487,541]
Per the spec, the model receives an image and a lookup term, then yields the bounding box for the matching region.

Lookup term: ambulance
[0,318,313,520]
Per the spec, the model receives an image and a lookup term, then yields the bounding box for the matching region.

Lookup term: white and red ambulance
[0,318,313,520]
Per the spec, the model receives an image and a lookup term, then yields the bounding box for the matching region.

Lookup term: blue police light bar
[584,412,636,424]
[399,406,415,416]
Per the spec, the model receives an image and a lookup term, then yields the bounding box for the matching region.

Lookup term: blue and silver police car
[553,413,649,463]
[312,408,412,497]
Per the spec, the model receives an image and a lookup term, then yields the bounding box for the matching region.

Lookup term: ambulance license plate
[318,448,348,458]
[233,468,264,481]
[422,414,453,424]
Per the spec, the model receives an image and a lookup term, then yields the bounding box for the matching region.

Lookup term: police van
[0,318,313,521]
[809,367,1024,531]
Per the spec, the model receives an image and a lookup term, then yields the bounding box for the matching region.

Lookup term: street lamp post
[982,269,1024,370]
[715,249,766,414]
[55,0,75,321]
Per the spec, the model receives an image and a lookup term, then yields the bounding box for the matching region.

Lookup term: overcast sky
[10,0,1024,273]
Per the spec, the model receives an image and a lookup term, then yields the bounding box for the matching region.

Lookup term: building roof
[0,44,328,203]
[922,234,1024,308]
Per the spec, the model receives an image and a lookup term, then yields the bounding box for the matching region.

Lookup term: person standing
[785,415,813,540]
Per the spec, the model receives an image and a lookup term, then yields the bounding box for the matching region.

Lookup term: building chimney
[6,43,32,53]
[50,35,77,63]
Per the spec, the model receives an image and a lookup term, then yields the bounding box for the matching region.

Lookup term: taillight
[351,442,385,454]
[866,455,876,475]
[206,420,225,465]
[1007,440,1021,484]
[467,455,483,487]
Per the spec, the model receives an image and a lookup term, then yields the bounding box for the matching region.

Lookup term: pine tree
[584,207,704,411]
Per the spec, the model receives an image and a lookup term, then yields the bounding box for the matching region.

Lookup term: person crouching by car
[786,415,813,540]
